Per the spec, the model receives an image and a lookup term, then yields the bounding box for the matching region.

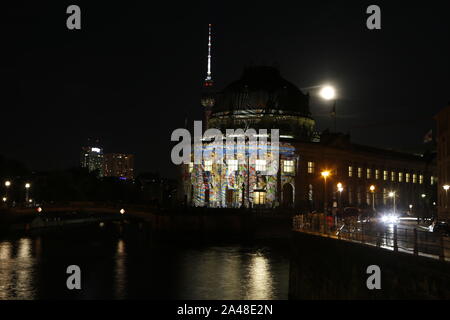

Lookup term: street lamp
[369,185,376,211]
[388,191,396,214]
[321,171,330,213]
[337,183,343,222]
[443,185,450,209]
[4,180,11,205]
[25,183,31,204]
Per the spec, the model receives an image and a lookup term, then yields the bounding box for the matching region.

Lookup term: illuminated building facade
[435,104,450,220]
[104,153,135,180]
[180,26,437,214]
[81,144,104,177]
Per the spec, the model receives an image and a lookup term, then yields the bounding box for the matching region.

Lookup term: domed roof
[212,66,311,116]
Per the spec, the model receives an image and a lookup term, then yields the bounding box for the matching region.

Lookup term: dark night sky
[2,1,449,178]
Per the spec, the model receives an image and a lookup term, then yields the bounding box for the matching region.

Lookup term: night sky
[2,1,449,178]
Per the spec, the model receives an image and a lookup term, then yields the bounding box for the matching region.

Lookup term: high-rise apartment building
[80,143,104,177]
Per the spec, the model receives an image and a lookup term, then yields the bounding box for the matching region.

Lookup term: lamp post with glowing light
[369,185,376,212]
[4,180,11,206]
[420,193,427,221]
[337,182,344,211]
[25,183,31,204]
[443,185,449,209]
[321,171,330,213]
[388,191,396,214]
[337,183,343,224]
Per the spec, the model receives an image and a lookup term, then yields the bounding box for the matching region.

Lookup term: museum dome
[212,66,311,116]
[208,66,316,140]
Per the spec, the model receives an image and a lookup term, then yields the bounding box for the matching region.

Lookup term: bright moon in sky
[320,86,336,100]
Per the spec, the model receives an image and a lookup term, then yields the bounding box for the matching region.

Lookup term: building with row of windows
[81,144,105,177]
[80,141,134,180]
[435,104,450,220]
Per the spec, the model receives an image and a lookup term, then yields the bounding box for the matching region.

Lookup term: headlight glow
[380,214,399,224]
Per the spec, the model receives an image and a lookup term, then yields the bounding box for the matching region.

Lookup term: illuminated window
[431,176,435,185]
[253,191,266,205]
[367,168,372,179]
[413,174,417,184]
[398,172,403,182]
[375,169,380,180]
[419,174,423,184]
[188,162,194,173]
[358,167,362,178]
[406,173,410,183]
[391,171,396,182]
[283,160,295,173]
[383,170,388,181]
[256,159,266,171]
[227,159,238,172]
[348,166,353,177]
[308,162,315,174]
[204,160,212,172]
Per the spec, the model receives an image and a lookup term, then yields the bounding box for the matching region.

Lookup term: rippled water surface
[0,225,290,299]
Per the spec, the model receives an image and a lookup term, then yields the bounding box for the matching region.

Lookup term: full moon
[320,86,336,100]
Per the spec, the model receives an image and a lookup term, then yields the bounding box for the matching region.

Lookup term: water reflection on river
[0,224,289,300]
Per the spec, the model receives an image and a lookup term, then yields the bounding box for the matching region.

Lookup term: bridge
[0,203,293,239]
[0,202,157,233]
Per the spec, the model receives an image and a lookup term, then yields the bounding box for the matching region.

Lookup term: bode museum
[180,65,437,214]
[180,27,437,214]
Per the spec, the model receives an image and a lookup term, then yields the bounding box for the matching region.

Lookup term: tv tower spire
[204,24,213,86]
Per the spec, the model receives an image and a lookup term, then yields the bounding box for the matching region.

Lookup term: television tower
[201,24,215,129]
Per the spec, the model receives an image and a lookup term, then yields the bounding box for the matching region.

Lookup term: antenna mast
[205,24,213,85]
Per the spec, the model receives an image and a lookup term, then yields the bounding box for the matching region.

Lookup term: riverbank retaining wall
[289,231,450,299]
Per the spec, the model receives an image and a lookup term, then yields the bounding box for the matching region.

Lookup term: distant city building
[80,144,104,177]
[103,153,134,180]
[435,104,450,220]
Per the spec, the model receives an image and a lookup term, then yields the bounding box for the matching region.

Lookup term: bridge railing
[293,213,450,262]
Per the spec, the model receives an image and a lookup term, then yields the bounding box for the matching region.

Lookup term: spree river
[0,223,290,300]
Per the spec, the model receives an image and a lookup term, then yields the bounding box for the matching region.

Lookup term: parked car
[431,221,450,236]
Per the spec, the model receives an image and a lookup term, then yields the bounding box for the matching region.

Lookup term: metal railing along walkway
[293,214,450,262]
